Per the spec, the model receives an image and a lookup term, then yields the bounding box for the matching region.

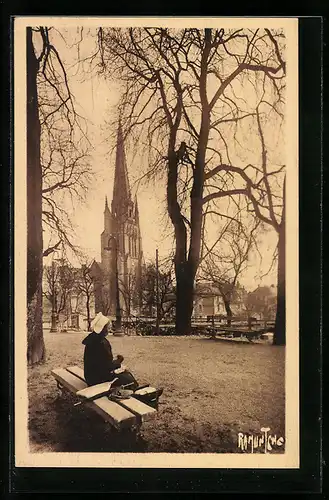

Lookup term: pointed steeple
[133,194,140,221]
[133,193,143,258]
[111,120,131,218]
[103,194,114,235]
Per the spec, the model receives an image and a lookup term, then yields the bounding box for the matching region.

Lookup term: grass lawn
[28,332,285,453]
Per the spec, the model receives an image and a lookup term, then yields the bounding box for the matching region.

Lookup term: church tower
[91,122,143,318]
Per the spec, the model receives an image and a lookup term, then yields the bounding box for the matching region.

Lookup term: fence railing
[118,314,275,336]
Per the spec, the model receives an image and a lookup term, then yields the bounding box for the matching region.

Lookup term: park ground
[28,332,285,453]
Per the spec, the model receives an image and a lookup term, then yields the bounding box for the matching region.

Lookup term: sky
[41,27,280,291]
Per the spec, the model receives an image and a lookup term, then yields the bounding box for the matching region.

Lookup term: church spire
[134,193,140,220]
[111,120,131,217]
[103,194,113,234]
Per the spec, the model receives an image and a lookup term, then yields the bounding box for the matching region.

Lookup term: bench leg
[127,423,143,445]
[55,381,74,402]
[56,380,65,395]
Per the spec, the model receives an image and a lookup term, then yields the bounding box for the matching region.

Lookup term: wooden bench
[51,365,157,431]
[208,328,273,342]
[208,327,256,340]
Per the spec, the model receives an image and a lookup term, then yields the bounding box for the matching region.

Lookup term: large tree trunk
[273,180,286,346]
[175,262,194,334]
[26,28,45,364]
[167,31,211,335]
[167,145,191,335]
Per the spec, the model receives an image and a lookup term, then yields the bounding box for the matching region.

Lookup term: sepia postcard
[14,16,299,469]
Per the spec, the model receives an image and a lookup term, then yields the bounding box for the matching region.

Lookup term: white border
[14,16,299,468]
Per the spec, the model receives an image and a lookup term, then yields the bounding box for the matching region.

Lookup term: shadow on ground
[30,390,147,453]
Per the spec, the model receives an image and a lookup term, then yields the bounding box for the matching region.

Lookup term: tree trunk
[175,34,211,334]
[26,28,45,364]
[86,297,91,331]
[167,33,211,336]
[167,146,191,335]
[223,299,233,327]
[273,180,286,346]
[175,262,194,335]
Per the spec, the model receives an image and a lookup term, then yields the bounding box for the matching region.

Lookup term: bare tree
[27,26,91,363]
[35,29,92,258]
[43,258,75,330]
[140,260,176,320]
[200,216,261,325]
[118,272,138,317]
[202,104,286,344]
[96,272,114,317]
[96,27,285,338]
[27,27,45,363]
[74,262,94,331]
[41,137,91,258]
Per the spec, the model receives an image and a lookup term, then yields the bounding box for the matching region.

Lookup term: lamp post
[104,235,123,336]
[50,265,58,332]
[155,248,160,335]
[50,258,60,333]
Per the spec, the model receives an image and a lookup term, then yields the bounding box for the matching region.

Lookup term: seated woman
[82,312,124,387]
[82,312,163,407]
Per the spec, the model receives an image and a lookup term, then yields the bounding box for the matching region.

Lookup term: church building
[90,123,143,318]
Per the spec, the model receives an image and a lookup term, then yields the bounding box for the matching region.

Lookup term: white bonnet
[91,312,110,334]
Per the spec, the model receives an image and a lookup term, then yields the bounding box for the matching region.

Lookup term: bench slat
[134,386,157,396]
[87,396,136,429]
[66,365,85,380]
[51,368,87,392]
[115,397,157,422]
[51,368,136,430]
[77,382,113,399]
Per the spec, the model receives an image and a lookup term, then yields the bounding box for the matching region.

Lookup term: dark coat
[82,332,120,386]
